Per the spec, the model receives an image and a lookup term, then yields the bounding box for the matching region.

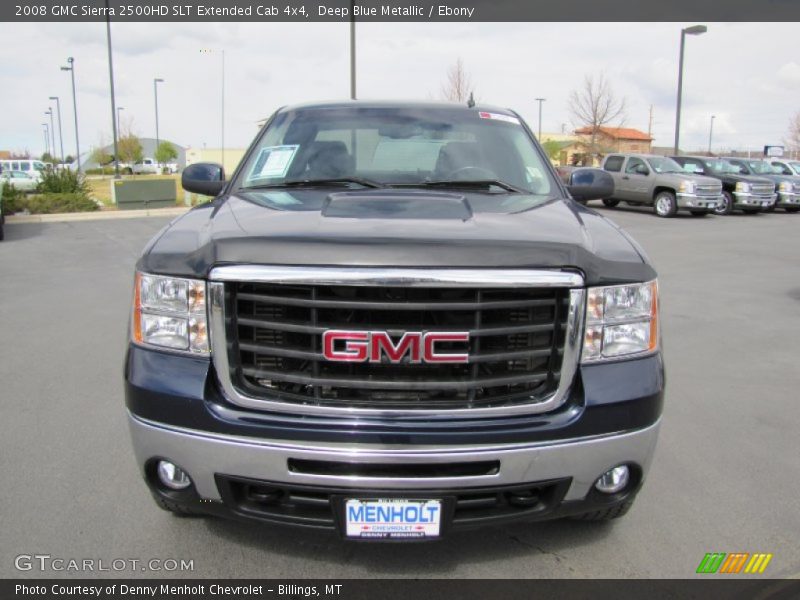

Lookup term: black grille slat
[227,282,570,411]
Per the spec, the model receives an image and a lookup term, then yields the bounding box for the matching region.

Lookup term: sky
[1,21,798,158]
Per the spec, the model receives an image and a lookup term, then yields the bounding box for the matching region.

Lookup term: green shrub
[23,193,99,214]
[1,182,25,215]
[38,168,90,195]
[84,167,116,176]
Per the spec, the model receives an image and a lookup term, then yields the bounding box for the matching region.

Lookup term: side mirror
[181,162,226,196]
[566,168,614,202]
[635,164,649,176]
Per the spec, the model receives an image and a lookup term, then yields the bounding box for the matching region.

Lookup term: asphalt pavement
[1,205,799,579]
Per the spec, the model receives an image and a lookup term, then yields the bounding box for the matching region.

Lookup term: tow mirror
[182,162,226,196]
[565,168,614,202]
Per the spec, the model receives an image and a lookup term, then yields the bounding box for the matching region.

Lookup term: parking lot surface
[1,205,799,578]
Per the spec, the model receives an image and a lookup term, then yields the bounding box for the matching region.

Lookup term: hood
[138,189,655,286]
[679,173,722,186]
[710,172,774,185]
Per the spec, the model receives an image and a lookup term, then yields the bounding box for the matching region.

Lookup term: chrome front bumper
[733,192,777,208]
[777,191,800,206]
[676,193,721,209]
[128,413,661,503]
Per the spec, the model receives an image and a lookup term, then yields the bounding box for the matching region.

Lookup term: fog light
[156,460,192,490]
[594,465,630,494]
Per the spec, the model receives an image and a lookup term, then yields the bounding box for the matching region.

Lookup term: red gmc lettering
[322,331,469,364]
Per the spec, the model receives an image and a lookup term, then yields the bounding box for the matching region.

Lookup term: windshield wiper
[394,179,527,194]
[243,176,384,190]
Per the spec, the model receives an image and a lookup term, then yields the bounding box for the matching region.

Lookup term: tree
[568,73,627,157]
[441,58,475,104]
[154,141,178,166]
[541,140,563,163]
[117,131,144,166]
[787,111,800,152]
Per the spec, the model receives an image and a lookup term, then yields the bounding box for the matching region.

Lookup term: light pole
[45,108,56,162]
[61,57,80,171]
[350,0,356,100]
[42,123,50,155]
[105,0,121,178]
[708,115,715,155]
[154,77,164,162]
[49,96,65,165]
[535,98,546,140]
[117,106,124,136]
[674,24,707,155]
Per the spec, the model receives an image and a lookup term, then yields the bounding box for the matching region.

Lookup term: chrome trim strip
[209,265,584,288]
[207,269,585,418]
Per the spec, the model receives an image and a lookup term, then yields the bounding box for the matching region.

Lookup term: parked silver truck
[601,154,723,218]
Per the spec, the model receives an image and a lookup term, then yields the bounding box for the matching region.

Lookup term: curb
[6,206,191,224]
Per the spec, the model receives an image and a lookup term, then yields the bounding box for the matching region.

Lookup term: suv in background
[601,153,722,218]
[724,157,800,213]
[671,156,776,215]
[132,158,160,175]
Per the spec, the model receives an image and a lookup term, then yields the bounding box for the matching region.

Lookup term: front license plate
[345,499,442,539]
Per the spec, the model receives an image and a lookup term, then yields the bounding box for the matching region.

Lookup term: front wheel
[602,199,620,208]
[785,207,800,213]
[714,191,734,216]
[653,191,677,218]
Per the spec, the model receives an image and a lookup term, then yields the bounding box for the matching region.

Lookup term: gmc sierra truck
[125,101,664,540]
[724,157,800,213]
[601,153,722,217]
[670,155,776,215]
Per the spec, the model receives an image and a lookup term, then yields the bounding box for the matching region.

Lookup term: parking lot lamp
[49,96,65,167]
[708,115,715,155]
[60,57,81,172]
[674,24,707,155]
[45,108,56,162]
[117,106,124,137]
[41,123,50,155]
[535,98,546,140]
[154,78,164,162]
[105,0,121,179]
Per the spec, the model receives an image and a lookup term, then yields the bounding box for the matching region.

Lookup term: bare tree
[787,111,800,152]
[569,73,627,157]
[441,58,475,104]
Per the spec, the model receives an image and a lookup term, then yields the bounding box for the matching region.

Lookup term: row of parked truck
[592,154,800,218]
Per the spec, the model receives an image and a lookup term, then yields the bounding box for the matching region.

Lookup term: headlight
[678,180,695,194]
[582,280,658,363]
[735,182,751,193]
[778,181,792,192]
[132,273,209,354]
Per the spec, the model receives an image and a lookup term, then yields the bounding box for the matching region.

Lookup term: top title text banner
[4,0,800,22]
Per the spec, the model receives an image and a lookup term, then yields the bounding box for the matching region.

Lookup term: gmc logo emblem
[322,330,470,364]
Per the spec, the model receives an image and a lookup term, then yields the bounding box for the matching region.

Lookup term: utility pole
[49,96,65,165]
[708,115,715,155]
[45,108,56,161]
[350,0,356,100]
[105,0,121,178]
[61,57,81,171]
[648,105,654,138]
[535,98,546,140]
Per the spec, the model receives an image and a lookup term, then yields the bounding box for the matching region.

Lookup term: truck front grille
[222,282,570,411]
[752,184,776,196]
[695,184,722,196]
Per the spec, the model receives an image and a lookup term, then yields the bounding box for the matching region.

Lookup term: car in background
[769,158,800,179]
[0,170,39,192]
[671,156,776,215]
[723,158,800,213]
[601,153,722,217]
[132,158,160,175]
[0,159,47,181]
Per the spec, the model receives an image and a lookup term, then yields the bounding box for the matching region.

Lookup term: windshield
[747,161,777,175]
[704,159,739,174]
[237,106,553,195]
[646,156,684,174]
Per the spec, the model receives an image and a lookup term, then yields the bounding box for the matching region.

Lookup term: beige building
[574,127,654,154]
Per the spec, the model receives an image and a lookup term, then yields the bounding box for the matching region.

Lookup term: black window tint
[604,156,624,172]
[625,157,647,174]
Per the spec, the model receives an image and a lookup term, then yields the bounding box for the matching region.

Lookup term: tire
[602,199,620,207]
[653,191,677,218]
[570,499,634,522]
[0,223,4,241]
[690,210,708,217]
[785,207,800,213]
[152,495,206,518]
[714,191,734,216]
